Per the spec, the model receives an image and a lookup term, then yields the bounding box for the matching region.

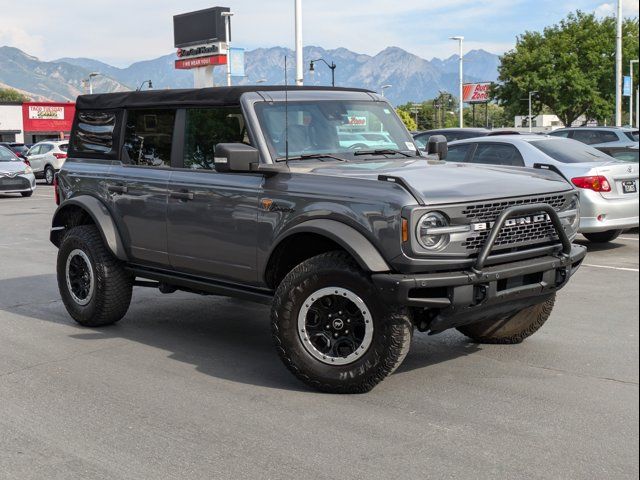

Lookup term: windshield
[0,146,19,162]
[529,138,612,163]
[625,131,639,142]
[255,101,417,160]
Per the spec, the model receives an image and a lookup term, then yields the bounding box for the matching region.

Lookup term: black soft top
[75,85,374,110]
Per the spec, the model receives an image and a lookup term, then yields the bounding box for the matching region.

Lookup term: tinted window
[0,146,18,161]
[124,109,175,167]
[625,131,639,142]
[183,107,247,170]
[446,144,471,162]
[73,111,117,154]
[413,134,429,149]
[609,150,639,162]
[594,131,619,143]
[471,143,525,166]
[572,129,617,145]
[549,130,570,138]
[530,139,610,163]
[40,144,54,154]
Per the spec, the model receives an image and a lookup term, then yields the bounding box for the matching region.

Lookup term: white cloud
[0,25,45,57]
[595,0,640,17]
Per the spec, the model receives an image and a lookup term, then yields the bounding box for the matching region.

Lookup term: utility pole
[221,11,234,87]
[88,72,100,94]
[615,0,623,126]
[295,0,303,85]
[450,36,464,128]
[630,59,638,127]
[528,91,538,133]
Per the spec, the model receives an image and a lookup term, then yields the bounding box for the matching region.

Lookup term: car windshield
[255,100,417,160]
[625,131,639,142]
[529,138,612,163]
[0,147,19,162]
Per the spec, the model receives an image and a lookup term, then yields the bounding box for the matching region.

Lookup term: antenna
[284,56,289,162]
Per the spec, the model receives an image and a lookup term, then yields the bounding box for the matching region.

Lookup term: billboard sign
[229,48,245,77]
[462,82,491,103]
[22,103,75,132]
[175,55,227,70]
[173,6,230,48]
[347,115,367,127]
[28,105,65,120]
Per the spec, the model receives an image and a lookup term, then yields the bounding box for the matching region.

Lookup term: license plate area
[622,180,637,194]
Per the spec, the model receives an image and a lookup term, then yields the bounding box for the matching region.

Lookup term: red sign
[462,83,491,103]
[22,102,75,132]
[175,55,227,70]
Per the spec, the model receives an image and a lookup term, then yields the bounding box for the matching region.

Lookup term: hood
[295,159,572,205]
[0,161,28,175]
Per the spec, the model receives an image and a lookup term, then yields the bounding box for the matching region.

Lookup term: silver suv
[549,126,639,149]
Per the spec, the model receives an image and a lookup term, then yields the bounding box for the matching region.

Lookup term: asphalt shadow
[1,273,480,392]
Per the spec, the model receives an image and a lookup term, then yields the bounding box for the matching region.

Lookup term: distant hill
[1,45,501,105]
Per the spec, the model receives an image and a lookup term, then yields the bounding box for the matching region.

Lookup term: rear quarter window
[529,139,610,163]
[71,111,119,155]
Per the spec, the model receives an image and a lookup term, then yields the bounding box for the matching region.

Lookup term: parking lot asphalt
[1,186,638,480]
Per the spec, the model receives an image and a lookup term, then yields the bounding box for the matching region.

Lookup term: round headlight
[416,211,450,250]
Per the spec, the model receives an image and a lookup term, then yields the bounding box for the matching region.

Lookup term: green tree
[0,88,30,102]
[494,11,639,126]
[464,103,511,128]
[396,108,417,131]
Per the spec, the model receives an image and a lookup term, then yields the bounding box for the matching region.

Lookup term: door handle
[170,191,194,201]
[107,184,128,194]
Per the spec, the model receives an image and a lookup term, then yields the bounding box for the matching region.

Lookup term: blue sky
[0,0,637,66]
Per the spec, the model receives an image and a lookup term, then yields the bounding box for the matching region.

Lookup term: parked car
[50,86,586,393]
[26,140,68,185]
[446,135,639,243]
[594,144,639,163]
[548,126,639,149]
[0,145,36,197]
[0,142,30,160]
[413,128,520,150]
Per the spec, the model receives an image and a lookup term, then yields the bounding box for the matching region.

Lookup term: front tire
[456,294,556,344]
[21,191,33,197]
[44,165,55,185]
[271,251,413,394]
[583,230,622,243]
[57,225,133,327]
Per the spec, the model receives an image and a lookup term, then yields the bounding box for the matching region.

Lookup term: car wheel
[271,251,413,393]
[57,225,133,327]
[44,165,55,185]
[456,294,556,344]
[583,230,622,243]
[21,191,33,197]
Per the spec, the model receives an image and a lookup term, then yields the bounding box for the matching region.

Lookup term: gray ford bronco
[51,86,586,393]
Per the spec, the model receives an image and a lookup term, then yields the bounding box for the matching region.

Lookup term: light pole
[295,0,303,86]
[136,80,153,91]
[88,72,100,94]
[309,58,336,87]
[615,0,623,126]
[221,11,234,87]
[630,59,638,127]
[528,91,538,132]
[450,36,464,128]
[380,84,392,97]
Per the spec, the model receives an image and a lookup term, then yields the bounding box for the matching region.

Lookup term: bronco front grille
[462,195,566,222]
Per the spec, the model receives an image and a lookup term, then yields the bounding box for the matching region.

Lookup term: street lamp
[450,36,464,128]
[528,90,538,133]
[136,80,153,91]
[221,11,234,87]
[630,59,638,127]
[380,84,392,97]
[87,72,100,94]
[309,58,336,87]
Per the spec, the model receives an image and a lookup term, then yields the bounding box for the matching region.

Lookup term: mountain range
[0,45,500,105]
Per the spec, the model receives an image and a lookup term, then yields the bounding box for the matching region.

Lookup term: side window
[593,131,619,144]
[183,107,247,170]
[572,130,599,145]
[446,144,471,162]
[28,145,41,156]
[549,130,570,138]
[413,134,429,149]
[123,109,176,167]
[73,111,117,153]
[471,143,525,166]
[40,144,54,154]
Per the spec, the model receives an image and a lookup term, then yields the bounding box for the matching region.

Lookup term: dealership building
[0,101,75,144]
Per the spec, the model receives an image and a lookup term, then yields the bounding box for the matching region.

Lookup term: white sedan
[446,135,639,243]
[0,145,36,197]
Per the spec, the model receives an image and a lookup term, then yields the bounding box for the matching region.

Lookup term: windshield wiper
[352,149,412,157]
[276,153,347,162]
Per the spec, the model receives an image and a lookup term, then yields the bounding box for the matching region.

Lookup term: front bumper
[578,190,639,233]
[372,244,587,333]
[0,174,36,194]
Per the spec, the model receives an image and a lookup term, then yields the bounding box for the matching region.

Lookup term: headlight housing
[416,211,450,250]
[24,165,33,174]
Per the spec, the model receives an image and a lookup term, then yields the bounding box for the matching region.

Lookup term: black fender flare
[272,219,390,272]
[50,196,128,261]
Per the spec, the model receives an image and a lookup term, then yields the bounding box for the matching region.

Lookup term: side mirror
[427,135,448,160]
[214,143,259,173]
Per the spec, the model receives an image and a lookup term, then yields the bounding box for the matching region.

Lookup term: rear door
[166,106,262,283]
[27,145,44,172]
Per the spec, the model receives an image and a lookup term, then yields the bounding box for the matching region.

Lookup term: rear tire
[456,294,556,344]
[44,165,55,185]
[271,251,413,393]
[57,225,133,327]
[583,230,622,243]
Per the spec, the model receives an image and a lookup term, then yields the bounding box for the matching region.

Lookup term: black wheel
[457,294,556,344]
[57,225,133,327]
[583,230,622,243]
[21,191,33,197]
[44,165,55,185]
[271,251,413,394]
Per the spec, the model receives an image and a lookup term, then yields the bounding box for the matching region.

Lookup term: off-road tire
[21,191,33,197]
[583,230,622,243]
[57,225,133,327]
[271,251,413,394]
[44,165,55,185]
[456,294,556,344]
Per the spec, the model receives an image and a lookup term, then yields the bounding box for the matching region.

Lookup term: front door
[166,107,262,284]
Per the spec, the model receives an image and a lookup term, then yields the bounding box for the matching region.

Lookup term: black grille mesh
[462,195,566,222]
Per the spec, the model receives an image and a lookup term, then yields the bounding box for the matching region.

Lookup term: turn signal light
[53,152,67,159]
[571,175,611,192]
